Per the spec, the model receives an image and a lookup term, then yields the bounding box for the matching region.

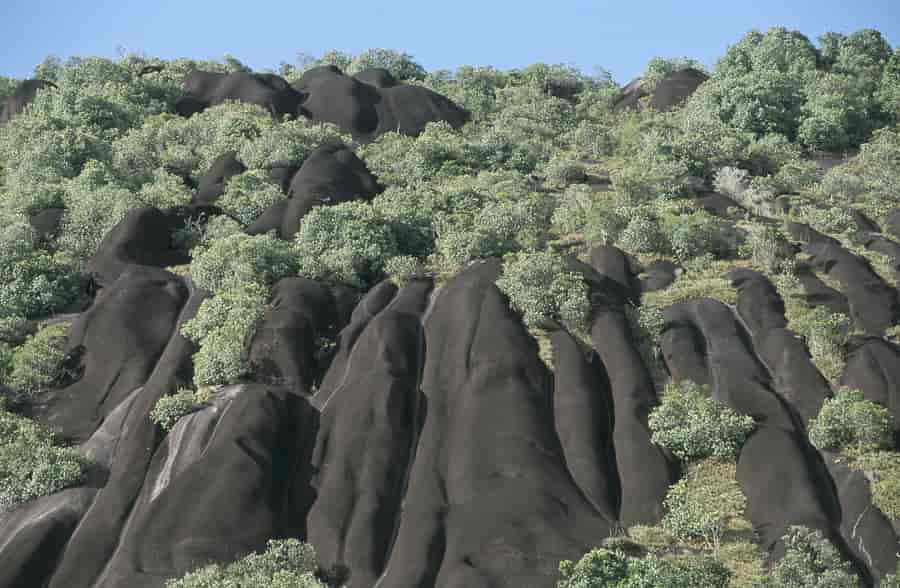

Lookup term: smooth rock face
[176,70,304,118]
[612,68,708,112]
[294,66,469,141]
[247,142,381,239]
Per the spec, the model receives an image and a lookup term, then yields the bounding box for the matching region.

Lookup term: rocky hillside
[1,30,899,587]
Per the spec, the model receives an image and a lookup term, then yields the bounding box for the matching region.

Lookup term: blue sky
[2,0,898,84]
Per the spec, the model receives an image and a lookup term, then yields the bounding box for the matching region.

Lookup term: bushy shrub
[347,48,426,81]
[496,252,590,330]
[551,185,596,236]
[649,380,756,462]
[237,120,349,171]
[808,388,894,453]
[190,233,298,294]
[663,210,741,261]
[617,208,667,254]
[294,201,399,287]
[557,548,731,588]
[0,400,89,511]
[5,324,71,398]
[878,49,900,122]
[753,526,859,587]
[662,458,747,550]
[435,194,554,267]
[564,119,616,160]
[0,246,82,320]
[136,168,193,210]
[744,223,794,273]
[384,255,422,286]
[150,388,209,431]
[793,306,851,380]
[180,282,269,386]
[744,133,802,176]
[165,539,325,588]
[611,149,690,203]
[625,304,665,372]
[218,170,285,227]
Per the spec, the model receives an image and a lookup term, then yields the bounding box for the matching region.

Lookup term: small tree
[496,252,590,330]
[754,526,859,587]
[808,388,894,453]
[557,548,731,588]
[662,459,747,551]
[649,380,756,462]
[6,324,72,398]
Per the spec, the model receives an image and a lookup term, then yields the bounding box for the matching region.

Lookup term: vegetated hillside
[0,27,899,588]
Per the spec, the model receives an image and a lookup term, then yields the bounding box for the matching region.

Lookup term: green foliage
[181,281,269,387]
[347,48,426,81]
[662,458,748,550]
[752,526,859,587]
[557,548,731,588]
[744,223,794,273]
[625,304,665,372]
[384,255,422,286]
[649,380,756,462]
[5,324,71,399]
[165,539,325,588]
[552,184,596,236]
[435,194,554,267]
[0,222,82,319]
[808,388,894,453]
[218,170,285,227]
[849,451,900,521]
[57,161,142,263]
[294,201,399,287]
[150,388,208,431]
[610,147,690,203]
[0,399,89,511]
[237,120,349,171]
[191,233,298,294]
[496,251,590,330]
[663,209,741,262]
[793,306,851,381]
[878,49,900,122]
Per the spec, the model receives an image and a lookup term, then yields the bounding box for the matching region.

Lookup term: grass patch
[642,259,758,309]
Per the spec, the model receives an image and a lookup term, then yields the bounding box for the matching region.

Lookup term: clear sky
[1,0,898,84]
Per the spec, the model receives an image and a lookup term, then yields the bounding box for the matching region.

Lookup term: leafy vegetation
[649,380,757,462]
[557,548,731,588]
[150,388,211,431]
[751,526,859,587]
[4,323,72,399]
[808,388,895,453]
[0,396,89,511]
[496,251,590,330]
[165,539,326,588]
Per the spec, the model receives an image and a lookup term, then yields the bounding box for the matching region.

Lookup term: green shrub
[850,450,900,521]
[557,548,731,588]
[663,210,741,261]
[181,282,269,387]
[294,201,399,287]
[878,50,900,122]
[625,304,665,373]
[6,324,71,398]
[0,401,89,511]
[384,255,422,286]
[347,48,426,81]
[744,133,802,176]
[808,388,894,453]
[793,307,851,381]
[617,208,667,255]
[551,185,595,236]
[136,168,193,210]
[662,458,748,550]
[0,250,82,320]
[753,526,859,587]
[165,539,325,588]
[435,194,554,268]
[649,380,756,462]
[743,223,794,273]
[218,170,285,227]
[496,251,590,330]
[190,233,298,294]
[150,388,209,431]
[610,150,690,203]
[237,120,349,171]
